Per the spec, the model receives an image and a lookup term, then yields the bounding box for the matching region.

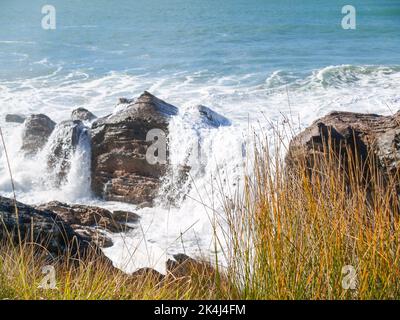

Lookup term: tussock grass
[225,130,400,299]
[0,240,225,300]
[1,127,400,299]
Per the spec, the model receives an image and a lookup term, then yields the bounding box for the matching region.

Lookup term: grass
[1,127,400,299]
[0,240,228,300]
[224,129,400,299]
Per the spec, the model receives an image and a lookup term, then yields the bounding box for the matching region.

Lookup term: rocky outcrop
[5,114,26,124]
[36,201,139,248]
[91,91,178,206]
[71,107,97,122]
[287,110,400,194]
[21,114,56,156]
[0,196,107,261]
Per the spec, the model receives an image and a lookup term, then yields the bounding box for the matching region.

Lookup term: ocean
[0,0,399,273]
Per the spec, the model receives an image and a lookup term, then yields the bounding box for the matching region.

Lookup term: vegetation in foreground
[1,132,400,300]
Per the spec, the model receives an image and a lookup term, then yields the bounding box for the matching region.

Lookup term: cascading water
[0,119,93,204]
[61,124,93,202]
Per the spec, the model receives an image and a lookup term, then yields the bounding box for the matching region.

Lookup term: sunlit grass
[1,127,400,299]
[224,129,400,299]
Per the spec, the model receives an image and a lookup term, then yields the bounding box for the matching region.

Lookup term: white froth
[1,65,399,273]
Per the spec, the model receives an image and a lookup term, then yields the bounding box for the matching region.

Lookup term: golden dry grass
[1,128,400,299]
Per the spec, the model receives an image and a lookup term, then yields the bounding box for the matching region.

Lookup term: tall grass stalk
[224,128,400,299]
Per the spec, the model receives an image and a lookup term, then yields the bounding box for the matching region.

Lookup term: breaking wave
[1,64,399,273]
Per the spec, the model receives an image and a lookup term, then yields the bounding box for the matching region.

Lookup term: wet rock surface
[91,91,178,206]
[287,110,400,194]
[36,201,139,248]
[71,107,97,122]
[46,120,88,184]
[0,196,107,261]
[21,114,56,156]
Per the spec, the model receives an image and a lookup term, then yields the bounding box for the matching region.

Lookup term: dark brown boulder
[71,107,97,122]
[91,91,178,206]
[36,201,139,247]
[130,267,164,283]
[0,196,107,261]
[286,110,400,194]
[21,114,56,156]
[112,210,140,223]
[166,254,217,279]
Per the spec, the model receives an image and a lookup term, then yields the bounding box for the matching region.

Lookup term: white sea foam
[1,64,399,273]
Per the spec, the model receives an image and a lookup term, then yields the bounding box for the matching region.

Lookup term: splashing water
[1,64,400,273]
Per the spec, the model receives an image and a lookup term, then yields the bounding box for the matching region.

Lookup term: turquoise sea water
[0,1,399,272]
[1,0,399,82]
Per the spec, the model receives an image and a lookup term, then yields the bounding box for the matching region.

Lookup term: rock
[91,91,178,206]
[130,268,164,283]
[0,196,106,261]
[5,114,26,124]
[46,120,88,184]
[112,210,140,223]
[197,105,231,127]
[21,114,56,156]
[286,110,400,194]
[166,254,217,279]
[118,98,135,105]
[70,225,113,248]
[37,201,134,233]
[71,107,97,122]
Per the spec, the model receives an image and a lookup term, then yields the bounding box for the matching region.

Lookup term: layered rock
[36,201,139,248]
[91,91,178,206]
[0,196,106,261]
[71,107,97,122]
[21,114,56,156]
[287,110,400,193]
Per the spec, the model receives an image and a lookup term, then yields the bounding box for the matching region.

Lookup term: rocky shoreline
[1,91,233,277]
[3,91,400,277]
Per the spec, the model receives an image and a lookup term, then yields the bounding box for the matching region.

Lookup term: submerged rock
[21,114,56,156]
[0,196,107,261]
[71,107,97,122]
[46,120,88,184]
[197,105,231,127]
[287,110,400,197]
[91,91,178,206]
[5,114,26,124]
[36,201,139,248]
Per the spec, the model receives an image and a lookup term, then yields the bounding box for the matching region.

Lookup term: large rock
[0,196,106,261]
[21,114,56,156]
[71,107,97,122]
[36,201,139,248]
[287,110,400,192]
[91,91,178,206]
